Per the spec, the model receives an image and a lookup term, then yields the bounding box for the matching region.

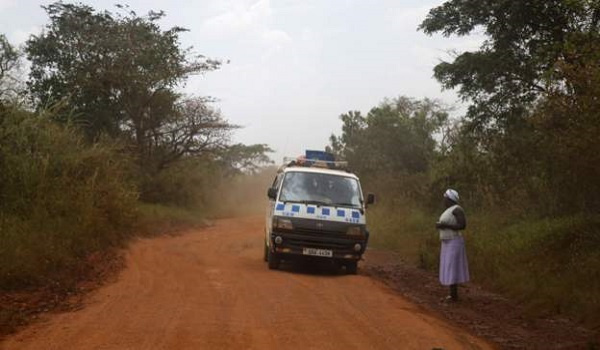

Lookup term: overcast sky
[0,0,483,162]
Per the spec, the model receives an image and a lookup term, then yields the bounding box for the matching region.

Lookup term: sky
[0,0,483,162]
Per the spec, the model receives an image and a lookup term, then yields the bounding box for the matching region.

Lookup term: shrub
[139,156,221,209]
[367,187,600,326]
[0,105,138,289]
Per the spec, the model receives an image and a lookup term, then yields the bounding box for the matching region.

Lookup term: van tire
[346,261,358,275]
[263,240,268,262]
[267,249,280,270]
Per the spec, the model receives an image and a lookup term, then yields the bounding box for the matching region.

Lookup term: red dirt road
[1,217,492,350]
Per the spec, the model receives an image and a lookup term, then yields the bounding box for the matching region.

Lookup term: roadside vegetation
[330,0,600,327]
[0,1,272,303]
[2,0,599,336]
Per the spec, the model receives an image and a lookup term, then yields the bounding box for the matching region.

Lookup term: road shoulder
[363,249,599,349]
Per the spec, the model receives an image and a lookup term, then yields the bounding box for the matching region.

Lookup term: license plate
[302,248,333,258]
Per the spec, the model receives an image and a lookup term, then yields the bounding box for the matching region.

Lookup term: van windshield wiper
[283,199,330,206]
[331,202,361,208]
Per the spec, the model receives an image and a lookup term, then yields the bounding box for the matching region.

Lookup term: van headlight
[273,217,293,230]
[347,226,365,239]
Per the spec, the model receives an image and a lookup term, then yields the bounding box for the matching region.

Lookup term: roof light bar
[281,150,348,170]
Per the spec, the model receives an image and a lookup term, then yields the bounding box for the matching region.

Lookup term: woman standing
[436,189,469,301]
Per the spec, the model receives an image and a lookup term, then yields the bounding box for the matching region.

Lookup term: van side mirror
[366,193,376,206]
[267,187,278,200]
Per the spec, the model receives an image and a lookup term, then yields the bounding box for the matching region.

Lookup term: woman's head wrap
[444,189,459,203]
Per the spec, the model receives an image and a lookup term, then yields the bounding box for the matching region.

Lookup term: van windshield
[279,172,362,207]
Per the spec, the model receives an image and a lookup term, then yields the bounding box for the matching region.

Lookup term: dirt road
[1,217,491,350]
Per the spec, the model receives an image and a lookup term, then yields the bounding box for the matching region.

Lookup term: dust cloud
[208,167,278,218]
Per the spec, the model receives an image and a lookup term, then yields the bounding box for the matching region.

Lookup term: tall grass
[468,215,600,325]
[368,204,433,266]
[368,198,600,327]
[0,105,138,290]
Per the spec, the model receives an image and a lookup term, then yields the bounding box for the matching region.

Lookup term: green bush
[0,105,138,289]
[139,157,221,209]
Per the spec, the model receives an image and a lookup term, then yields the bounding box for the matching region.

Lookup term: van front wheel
[267,249,280,270]
[346,261,358,275]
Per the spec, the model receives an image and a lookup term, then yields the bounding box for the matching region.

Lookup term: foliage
[0,104,138,289]
[0,1,274,301]
[530,33,600,212]
[330,97,448,177]
[25,2,228,173]
[337,0,600,327]
[140,155,221,208]
[0,35,24,103]
[136,95,238,177]
[217,143,274,176]
[418,0,600,214]
[419,0,600,126]
[368,199,600,327]
[23,2,275,207]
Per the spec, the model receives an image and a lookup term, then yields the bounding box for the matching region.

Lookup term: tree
[419,0,600,129]
[330,97,448,176]
[146,96,238,171]
[0,35,23,103]
[217,143,274,176]
[25,3,224,169]
[531,35,600,211]
[419,0,600,213]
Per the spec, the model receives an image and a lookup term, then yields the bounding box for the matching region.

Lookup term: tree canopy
[217,144,274,176]
[330,97,448,176]
[25,3,228,172]
[0,34,23,103]
[19,2,274,199]
[415,0,600,212]
[419,0,600,130]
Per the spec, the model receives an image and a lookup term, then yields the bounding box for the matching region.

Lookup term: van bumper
[270,231,367,261]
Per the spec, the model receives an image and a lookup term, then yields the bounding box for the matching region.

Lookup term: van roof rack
[279,150,348,172]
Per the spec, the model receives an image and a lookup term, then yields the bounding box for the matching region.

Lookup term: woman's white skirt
[439,236,470,285]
